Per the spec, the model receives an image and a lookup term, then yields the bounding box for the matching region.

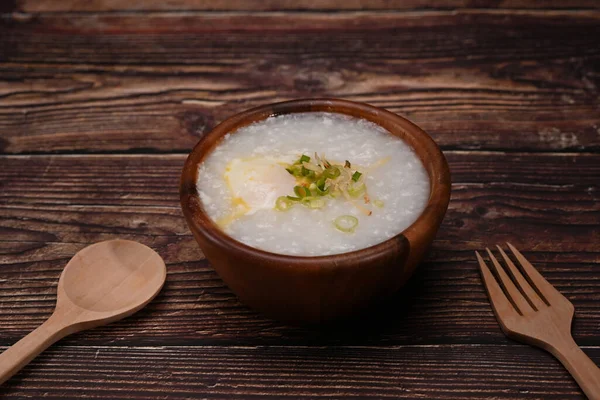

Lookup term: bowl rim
[180,98,451,268]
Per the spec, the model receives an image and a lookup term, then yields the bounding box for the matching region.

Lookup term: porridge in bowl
[197,112,430,256]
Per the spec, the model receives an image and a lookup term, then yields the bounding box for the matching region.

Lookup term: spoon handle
[0,313,71,385]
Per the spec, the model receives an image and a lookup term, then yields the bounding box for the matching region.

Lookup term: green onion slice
[316,177,327,190]
[347,182,366,198]
[315,185,330,196]
[294,186,311,198]
[301,166,316,178]
[334,215,358,233]
[282,155,373,216]
[275,196,294,211]
[302,196,326,209]
[286,165,303,177]
[373,199,384,208]
[323,166,341,179]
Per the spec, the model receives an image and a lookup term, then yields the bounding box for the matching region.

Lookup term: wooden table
[1,1,599,398]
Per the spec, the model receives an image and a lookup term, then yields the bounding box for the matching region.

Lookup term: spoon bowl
[0,239,166,385]
[58,240,166,321]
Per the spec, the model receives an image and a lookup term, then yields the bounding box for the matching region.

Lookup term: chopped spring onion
[279,153,376,217]
[275,196,294,211]
[316,177,326,190]
[315,185,330,196]
[302,196,326,209]
[334,215,358,233]
[294,186,311,198]
[301,166,316,178]
[286,165,303,177]
[323,166,341,179]
[373,199,384,208]
[347,182,366,198]
[308,182,329,196]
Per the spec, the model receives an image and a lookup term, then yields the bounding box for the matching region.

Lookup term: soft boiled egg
[223,156,296,218]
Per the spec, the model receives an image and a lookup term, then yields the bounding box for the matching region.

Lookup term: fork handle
[551,336,600,400]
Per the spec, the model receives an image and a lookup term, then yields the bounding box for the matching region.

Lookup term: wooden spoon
[0,239,166,385]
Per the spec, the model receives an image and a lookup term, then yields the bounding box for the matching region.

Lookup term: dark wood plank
[0,152,598,346]
[1,11,599,153]
[0,344,594,399]
[2,6,597,399]
[14,0,600,12]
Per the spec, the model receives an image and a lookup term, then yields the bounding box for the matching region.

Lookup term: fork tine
[476,251,519,319]
[496,245,548,310]
[485,248,533,315]
[507,242,559,304]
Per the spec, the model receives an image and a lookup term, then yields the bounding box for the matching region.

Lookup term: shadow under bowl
[180,98,451,324]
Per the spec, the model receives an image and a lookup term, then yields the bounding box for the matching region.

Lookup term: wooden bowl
[180,98,451,324]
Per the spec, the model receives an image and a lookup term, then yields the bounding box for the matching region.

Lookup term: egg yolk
[223,157,296,218]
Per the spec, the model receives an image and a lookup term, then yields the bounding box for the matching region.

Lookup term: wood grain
[1,11,598,153]
[0,344,595,399]
[477,244,600,399]
[0,239,166,385]
[13,0,600,13]
[0,152,597,346]
[1,5,599,398]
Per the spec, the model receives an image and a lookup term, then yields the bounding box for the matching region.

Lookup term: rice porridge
[197,112,430,256]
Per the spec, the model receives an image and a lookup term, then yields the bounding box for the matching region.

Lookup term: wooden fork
[476,243,600,400]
